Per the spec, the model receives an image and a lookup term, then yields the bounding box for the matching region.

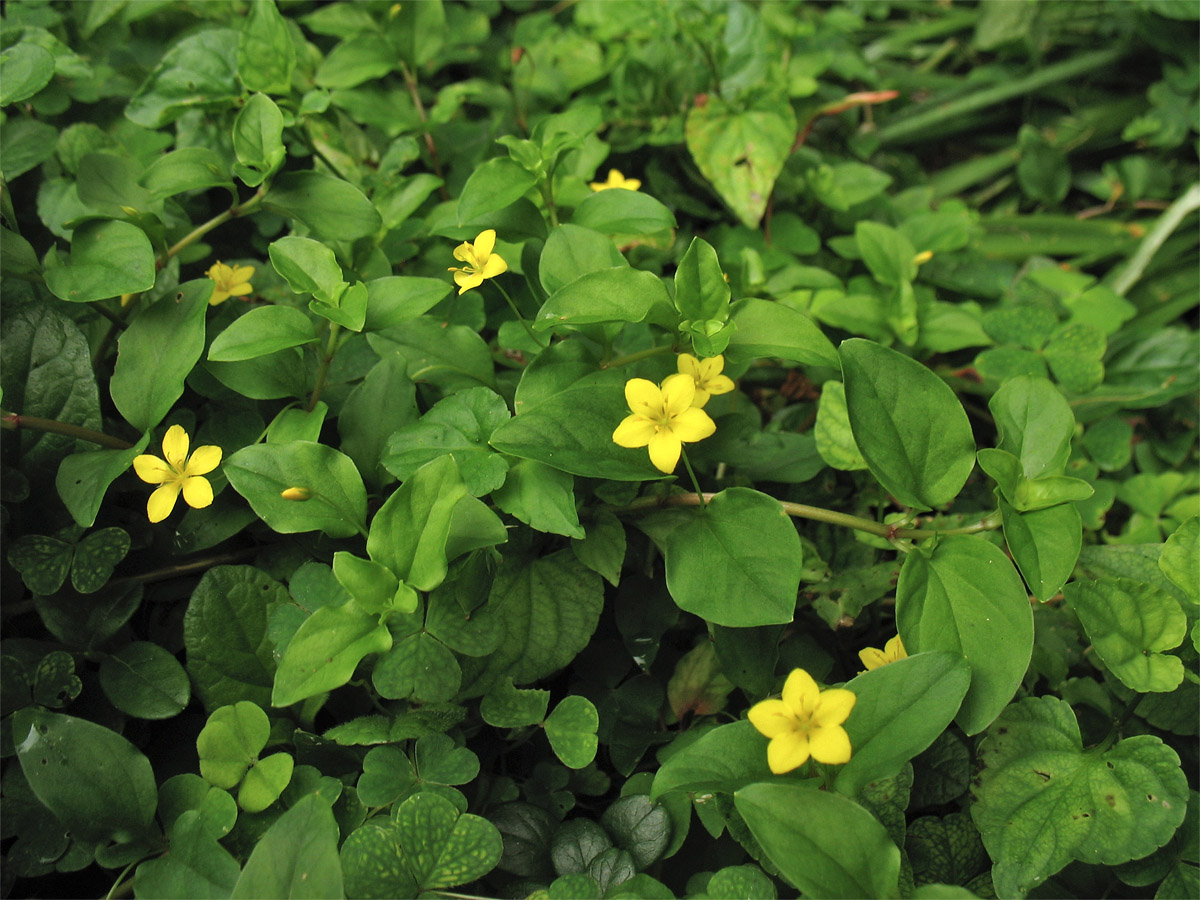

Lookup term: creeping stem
[0,412,134,450]
[607,491,1002,540]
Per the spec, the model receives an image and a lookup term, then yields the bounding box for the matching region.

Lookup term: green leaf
[897,536,1033,735]
[906,813,987,889]
[239,752,295,814]
[657,488,802,627]
[233,92,286,187]
[237,0,295,94]
[856,221,917,287]
[110,280,210,431]
[601,795,670,870]
[184,566,289,711]
[989,376,1074,478]
[367,454,468,591]
[338,354,418,488]
[703,865,778,900]
[466,550,604,691]
[0,42,55,105]
[363,277,453,331]
[973,696,1188,898]
[673,237,729,324]
[197,701,269,790]
[534,268,668,332]
[332,552,399,616]
[99,641,190,720]
[1160,517,1199,605]
[725,297,840,369]
[44,218,156,303]
[545,696,599,769]
[232,793,344,899]
[571,190,678,235]
[367,317,495,392]
[836,652,971,797]
[814,381,867,471]
[382,387,511,496]
[7,534,72,594]
[413,733,481,787]
[269,235,345,304]
[133,812,241,900]
[32,651,82,709]
[1063,578,1187,693]
[457,157,538,224]
[264,170,382,241]
[388,0,446,68]
[395,792,504,889]
[157,773,238,840]
[126,29,240,127]
[571,510,625,586]
[538,224,629,296]
[225,441,368,539]
[490,370,663,481]
[272,603,394,707]
[552,819,612,876]
[651,720,788,801]
[206,348,308,401]
[1,118,56,181]
[13,708,158,844]
[314,31,395,89]
[492,458,585,539]
[340,819,419,899]
[373,630,462,703]
[735,781,901,900]
[140,147,234,200]
[1000,496,1081,602]
[356,746,418,807]
[208,306,318,362]
[685,95,795,228]
[1043,323,1106,393]
[480,677,550,728]
[76,153,154,217]
[840,339,976,509]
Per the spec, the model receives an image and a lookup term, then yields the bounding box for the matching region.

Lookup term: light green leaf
[725,297,840,369]
[534,268,667,332]
[897,536,1033,735]
[657,488,802,627]
[1000,496,1081,602]
[973,696,1188,898]
[571,190,677,235]
[269,235,346,304]
[237,0,295,94]
[538,224,628,296]
[1160,517,1199,605]
[480,677,550,728]
[840,338,976,509]
[814,381,867,471]
[264,170,381,241]
[272,603,393,707]
[989,376,1074,478]
[735,781,901,899]
[233,92,286,187]
[0,42,55,105]
[545,696,599,769]
[239,752,294,814]
[232,794,343,899]
[1063,577,1186,693]
[196,701,269,790]
[493,459,585,539]
[45,218,156,303]
[856,221,917,287]
[314,32,395,90]
[140,147,234,200]
[208,306,317,362]
[125,29,241,128]
[457,157,537,224]
[363,277,453,331]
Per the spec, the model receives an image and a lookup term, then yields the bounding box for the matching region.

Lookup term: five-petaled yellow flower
[589,169,641,192]
[613,373,715,474]
[205,261,255,307]
[133,425,222,523]
[677,354,735,408]
[448,229,508,295]
[748,668,856,774]
[859,635,907,672]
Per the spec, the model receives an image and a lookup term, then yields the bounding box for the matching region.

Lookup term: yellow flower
[448,229,508,295]
[133,425,222,523]
[677,353,735,408]
[205,261,255,307]
[748,668,856,774]
[612,373,716,474]
[859,635,907,672]
[589,169,641,192]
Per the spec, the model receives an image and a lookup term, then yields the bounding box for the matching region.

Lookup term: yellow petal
[808,723,852,765]
[133,455,172,484]
[208,289,230,307]
[147,482,182,523]
[479,253,508,279]
[185,444,222,476]
[812,688,857,727]
[452,242,476,264]
[885,635,907,661]
[699,355,725,379]
[624,378,663,417]
[613,415,656,448]
[454,270,484,294]
[781,668,821,717]
[767,731,811,774]
[677,353,702,379]
[858,647,888,671]
[473,229,497,260]
[622,178,641,191]
[660,373,697,417]
[690,387,712,408]
[181,475,214,509]
[647,430,682,473]
[705,374,735,396]
[230,265,255,284]
[161,425,190,469]
[747,698,796,739]
[226,282,253,297]
[206,261,231,281]
[668,407,715,443]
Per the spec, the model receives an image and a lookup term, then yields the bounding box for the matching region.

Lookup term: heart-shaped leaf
[71,526,130,593]
[544,695,599,769]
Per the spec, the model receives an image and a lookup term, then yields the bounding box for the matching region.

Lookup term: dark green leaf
[99,641,190,719]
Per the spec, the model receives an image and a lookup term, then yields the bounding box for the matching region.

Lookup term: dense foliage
[1,1,1198,898]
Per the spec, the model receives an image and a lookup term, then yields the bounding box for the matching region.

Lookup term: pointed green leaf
[272,603,393,707]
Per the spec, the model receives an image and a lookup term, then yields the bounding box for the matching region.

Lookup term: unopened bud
[913,250,934,265]
[280,487,313,501]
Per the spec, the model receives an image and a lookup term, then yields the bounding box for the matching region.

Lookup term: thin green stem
[601,344,677,369]
[493,280,546,347]
[539,168,560,229]
[679,448,707,509]
[607,492,1001,540]
[105,864,137,900]
[1111,181,1200,296]
[1,412,134,450]
[307,323,342,412]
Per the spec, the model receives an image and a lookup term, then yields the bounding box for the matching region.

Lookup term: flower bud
[280,487,312,501]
